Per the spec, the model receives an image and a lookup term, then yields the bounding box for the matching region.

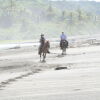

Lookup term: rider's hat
[41,34,44,36]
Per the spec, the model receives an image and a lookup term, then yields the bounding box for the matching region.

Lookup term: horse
[38,41,50,62]
[60,40,68,55]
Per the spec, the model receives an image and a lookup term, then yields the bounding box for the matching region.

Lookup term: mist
[0,0,100,41]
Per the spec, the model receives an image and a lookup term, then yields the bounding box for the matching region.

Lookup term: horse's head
[61,40,68,49]
[45,40,50,48]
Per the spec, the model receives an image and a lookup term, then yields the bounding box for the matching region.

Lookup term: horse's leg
[43,53,45,62]
[44,53,46,61]
[62,49,63,55]
[63,48,66,55]
[40,53,41,61]
[65,49,66,55]
[42,53,44,62]
[64,48,66,55]
[62,49,64,55]
[62,50,63,55]
[43,53,46,62]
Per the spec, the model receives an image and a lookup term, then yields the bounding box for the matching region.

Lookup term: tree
[77,8,82,21]
[46,2,55,21]
[61,10,66,21]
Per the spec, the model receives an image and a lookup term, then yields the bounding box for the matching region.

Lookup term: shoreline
[0,33,100,50]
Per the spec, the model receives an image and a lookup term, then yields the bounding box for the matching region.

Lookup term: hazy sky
[89,0,100,1]
[51,0,100,2]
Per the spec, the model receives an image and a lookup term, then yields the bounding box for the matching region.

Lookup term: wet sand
[0,35,100,100]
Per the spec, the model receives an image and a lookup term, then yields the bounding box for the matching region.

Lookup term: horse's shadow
[56,54,66,58]
[39,60,46,63]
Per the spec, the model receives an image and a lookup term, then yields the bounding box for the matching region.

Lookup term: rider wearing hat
[39,34,50,54]
[40,34,45,47]
[38,34,45,55]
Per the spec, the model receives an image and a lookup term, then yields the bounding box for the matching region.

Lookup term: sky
[50,0,100,2]
[89,0,100,1]
[96,0,100,1]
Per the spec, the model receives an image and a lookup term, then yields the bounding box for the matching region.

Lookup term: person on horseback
[60,32,67,48]
[40,34,45,47]
[60,32,67,41]
[38,34,50,55]
[38,34,45,55]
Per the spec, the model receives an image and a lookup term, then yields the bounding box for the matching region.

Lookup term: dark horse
[60,40,68,55]
[38,41,50,62]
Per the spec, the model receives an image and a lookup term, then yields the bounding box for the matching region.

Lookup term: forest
[0,0,100,40]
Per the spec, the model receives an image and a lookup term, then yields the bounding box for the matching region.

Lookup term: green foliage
[0,0,100,41]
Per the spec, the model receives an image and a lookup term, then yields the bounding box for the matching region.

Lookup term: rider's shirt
[60,34,67,40]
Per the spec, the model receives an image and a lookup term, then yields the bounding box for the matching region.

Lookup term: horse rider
[40,34,45,47]
[60,32,67,48]
[38,34,45,54]
[39,34,50,54]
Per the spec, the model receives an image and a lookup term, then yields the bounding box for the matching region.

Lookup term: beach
[0,34,100,100]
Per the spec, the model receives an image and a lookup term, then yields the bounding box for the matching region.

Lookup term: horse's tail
[66,40,69,48]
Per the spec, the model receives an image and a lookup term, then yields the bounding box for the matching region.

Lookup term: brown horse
[38,41,50,62]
